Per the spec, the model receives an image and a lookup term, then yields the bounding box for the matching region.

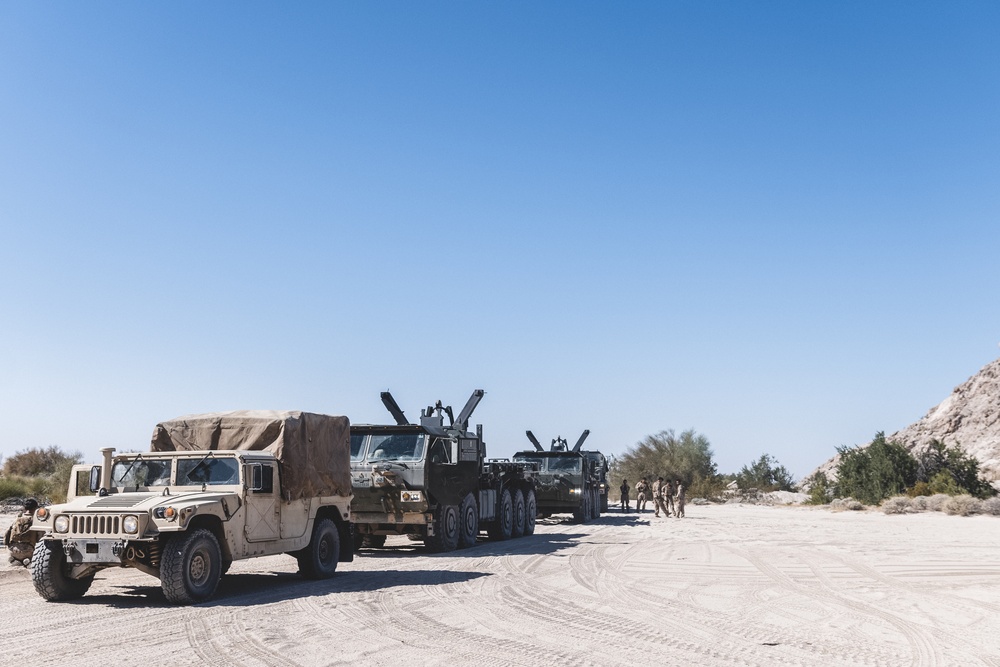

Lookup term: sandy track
[2,504,1000,666]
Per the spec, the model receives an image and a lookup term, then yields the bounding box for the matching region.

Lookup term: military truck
[512,430,606,523]
[30,411,354,605]
[351,390,538,552]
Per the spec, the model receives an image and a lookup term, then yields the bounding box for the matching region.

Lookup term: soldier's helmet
[23,498,39,513]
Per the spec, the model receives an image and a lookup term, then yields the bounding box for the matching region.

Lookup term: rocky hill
[811,357,1000,483]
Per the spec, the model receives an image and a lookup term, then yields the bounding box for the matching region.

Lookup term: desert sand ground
[2,504,999,666]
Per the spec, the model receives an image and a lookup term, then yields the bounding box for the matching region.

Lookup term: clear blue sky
[2,2,998,478]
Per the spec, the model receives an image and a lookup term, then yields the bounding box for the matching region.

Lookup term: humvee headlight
[122,515,139,534]
[36,508,49,521]
[153,506,177,521]
[54,515,70,533]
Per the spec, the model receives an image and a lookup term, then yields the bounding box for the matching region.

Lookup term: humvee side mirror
[89,466,102,493]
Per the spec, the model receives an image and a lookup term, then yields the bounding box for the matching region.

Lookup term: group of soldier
[618,477,685,518]
[3,498,39,567]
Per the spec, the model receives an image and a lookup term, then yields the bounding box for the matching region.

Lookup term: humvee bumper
[60,538,127,565]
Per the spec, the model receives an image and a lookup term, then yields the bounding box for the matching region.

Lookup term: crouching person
[5,498,40,566]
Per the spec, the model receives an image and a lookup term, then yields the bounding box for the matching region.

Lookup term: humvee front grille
[70,514,123,536]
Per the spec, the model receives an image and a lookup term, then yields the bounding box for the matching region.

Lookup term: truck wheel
[600,493,609,514]
[487,489,513,540]
[425,505,460,553]
[458,493,479,549]
[592,490,601,518]
[511,489,526,538]
[161,529,223,604]
[523,490,537,535]
[298,518,341,579]
[31,540,94,601]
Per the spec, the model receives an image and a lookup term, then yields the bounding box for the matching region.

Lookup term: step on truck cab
[350,390,538,552]
[512,430,607,522]
[30,411,354,605]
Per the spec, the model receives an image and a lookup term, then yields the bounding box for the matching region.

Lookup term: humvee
[30,411,353,604]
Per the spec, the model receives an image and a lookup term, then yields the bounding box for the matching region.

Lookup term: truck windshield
[176,458,240,486]
[111,459,173,487]
[350,434,367,461]
[367,434,425,462]
[546,457,582,473]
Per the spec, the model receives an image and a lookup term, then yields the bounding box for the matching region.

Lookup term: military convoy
[350,390,539,552]
[512,430,608,522]
[24,392,609,604]
[29,411,354,604]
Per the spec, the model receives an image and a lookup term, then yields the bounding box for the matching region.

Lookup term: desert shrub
[735,454,795,492]
[803,472,833,505]
[881,496,911,514]
[916,440,996,499]
[0,476,32,500]
[910,495,929,511]
[835,433,918,505]
[907,481,931,498]
[688,473,728,500]
[3,446,82,477]
[980,497,1000,516]
[830,498,864,512]
[944,495,981,516]
[614,428,719,492]
[926,494,951,512]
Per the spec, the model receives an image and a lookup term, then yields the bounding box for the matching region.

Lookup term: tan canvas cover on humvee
[150,411,351,500]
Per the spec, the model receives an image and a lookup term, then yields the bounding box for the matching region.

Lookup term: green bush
[3,446,82,477]
[915,441,995,499]
[803,472,833,505]
[0,476,32,500]
[614,428,719,494]
[835,433,918,505]
[735,454,795,492]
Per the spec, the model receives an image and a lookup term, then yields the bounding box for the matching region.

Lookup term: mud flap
[338,522,354,563]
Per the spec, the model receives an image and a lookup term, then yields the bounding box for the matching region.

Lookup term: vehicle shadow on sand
[71,567,490,609]
[358,529,589,559]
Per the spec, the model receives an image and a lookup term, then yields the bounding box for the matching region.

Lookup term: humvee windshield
[176,458,240,486]
[350,434,367,461]
[366,433,426,462]
[112,459,173,487]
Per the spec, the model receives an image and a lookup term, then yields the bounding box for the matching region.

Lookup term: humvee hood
[151,410,351,500]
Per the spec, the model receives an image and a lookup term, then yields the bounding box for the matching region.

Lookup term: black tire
[593,490,601,518]
[458,493,479,549]
[31,540,94,601]
[425,505,460,553]
[297,518,341,579]
[511,489,526,538]
[600,493,609,514]
[161,529,223,604]
[487,489,513,540]
[523,490,537,535]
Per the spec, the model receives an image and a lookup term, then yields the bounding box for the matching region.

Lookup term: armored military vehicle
[512,430,606,523]
[351,390,538,552]
[30,411,354,605]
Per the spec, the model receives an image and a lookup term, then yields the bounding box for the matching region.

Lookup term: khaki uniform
[651,479,667,517]
[662,481,675,516]
[5,513,38,565]
[619,481,630,512]
[634,480,649,512]
[675,483,686,518]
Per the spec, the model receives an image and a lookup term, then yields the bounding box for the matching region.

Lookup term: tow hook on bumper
[61,539,128,564]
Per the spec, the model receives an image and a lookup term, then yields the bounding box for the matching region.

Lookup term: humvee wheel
[31,540,94,601]
[161,529,223,604]
[426,505,460,552]
[298,518,341,579]
[458,493,479,549]
[523,490,537,535]
[488,489,513,540]
[511,489,526,538]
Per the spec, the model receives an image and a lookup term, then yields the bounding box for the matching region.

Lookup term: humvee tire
[488,489,513,540]
[523,490,537,535]
[161,529,223,604]
[425,505,459,553]
[31,540,94,601]
[297,518,341,579]
[511,489,526,538]
[458,493,478,549]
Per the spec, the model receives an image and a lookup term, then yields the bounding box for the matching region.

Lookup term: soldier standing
[5,498,40,566]
[651,477,666,517]
[619,479,630,512]
[635,478,650,513]
[675,480,686,518]
[662,479,675,517]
